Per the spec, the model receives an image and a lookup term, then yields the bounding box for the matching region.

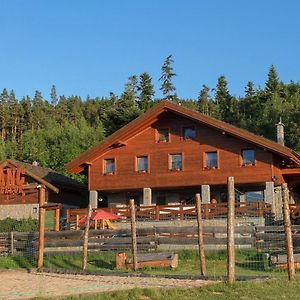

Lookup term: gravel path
[0,270,211,299]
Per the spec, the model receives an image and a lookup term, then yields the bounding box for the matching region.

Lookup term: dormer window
[183,126,196,140]
[242,149,255,166]
[157,128,169,143]
[104,158,115,174]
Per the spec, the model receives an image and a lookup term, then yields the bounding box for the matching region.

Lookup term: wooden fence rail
[66,202,272,227]
[1,224,300,256]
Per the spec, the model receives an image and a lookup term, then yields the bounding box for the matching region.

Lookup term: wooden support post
[10,231,14,255]
[38,185,46,270]
[227,176,236,284]
[282,183,295,281]
[82,204,92,271]
[129,199,138,271]
[196,193,206,276]
[76,214,80,230]
[66,209,70,224]
[54,208,60,232]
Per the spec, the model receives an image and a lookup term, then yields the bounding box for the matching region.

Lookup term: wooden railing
[66,202,272,227]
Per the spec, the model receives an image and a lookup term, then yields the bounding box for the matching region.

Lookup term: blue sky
[1,0,300,100]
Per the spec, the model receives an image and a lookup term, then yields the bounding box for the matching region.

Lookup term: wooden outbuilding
[0,159,87,220]
[66,100,300,214]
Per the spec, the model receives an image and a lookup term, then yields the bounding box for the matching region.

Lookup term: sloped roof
[0,159,86,192]
[66,100,300,173]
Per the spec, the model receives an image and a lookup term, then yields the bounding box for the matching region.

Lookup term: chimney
[32,160,38,167]
[276,117,285,146]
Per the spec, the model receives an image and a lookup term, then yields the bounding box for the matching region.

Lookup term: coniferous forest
[0,57,299,175]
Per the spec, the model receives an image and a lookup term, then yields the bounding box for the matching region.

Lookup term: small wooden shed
[0,159,87,220]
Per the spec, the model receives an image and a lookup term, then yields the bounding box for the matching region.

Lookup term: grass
[0,249,297,299]
[0,249,288,279]
[34,277,300,300]
[45,211,55,229]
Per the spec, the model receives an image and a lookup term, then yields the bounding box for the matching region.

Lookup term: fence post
[155,205,160,220]
[196,193,206,276]
[130,199,138,271]
[282,183,295,280]
[82,204,92,271]
[227,176,235,283]
[10,231,14,255]
[38,185,46,270]
[55,208,60,231]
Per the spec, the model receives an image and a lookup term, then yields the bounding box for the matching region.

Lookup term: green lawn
[0,249,288,280]
[0,249,297,299]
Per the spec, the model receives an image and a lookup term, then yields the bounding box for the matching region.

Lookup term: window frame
[203,151,219,169]
[156,128,170,143]
[169,153,183,171]
[136,155,149,173]
[182,125,196,140]
[241,149,255,166]
[103,158,116,175]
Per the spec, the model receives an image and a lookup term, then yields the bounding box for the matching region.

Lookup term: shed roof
[0,159,86,193]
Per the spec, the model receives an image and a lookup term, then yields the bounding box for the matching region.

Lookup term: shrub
[0,218,38,232]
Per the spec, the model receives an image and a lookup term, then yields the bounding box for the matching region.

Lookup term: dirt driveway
[0,270,211,299]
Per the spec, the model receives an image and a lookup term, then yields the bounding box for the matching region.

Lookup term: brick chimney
[276,117,285,146]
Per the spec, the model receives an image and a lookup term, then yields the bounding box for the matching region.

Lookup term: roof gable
[66,100,300,173]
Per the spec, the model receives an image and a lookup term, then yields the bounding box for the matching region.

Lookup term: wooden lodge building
[0,159,87,220]
[66,100,300,216]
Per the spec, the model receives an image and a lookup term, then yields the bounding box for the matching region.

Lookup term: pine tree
[50,85,58,107]
[197,85,211,115]
[8,90,19,137]
[265,65,279,93]
[159,55,176,100]
[0,89,9,140]
[138,72,155,111]
[32,90,46,129]
[215,76,235,123]
[245,81,255,97]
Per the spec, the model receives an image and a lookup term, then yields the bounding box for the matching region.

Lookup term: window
[242,149,255,166]
[157,128,169,142]
[137,156,148,173]
[205,152,218,169]
[183,126,196,140]
[104,158,115,174]
[169,153,183,171]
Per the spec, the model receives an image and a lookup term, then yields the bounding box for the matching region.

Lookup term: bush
[0,218,38,232]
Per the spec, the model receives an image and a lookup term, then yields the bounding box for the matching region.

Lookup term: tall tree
[197,85,211,115]
[32,90,47,129]
[265,64,280,93]
[0,89,9,140]
[8,90,19,137]
[138,72,155,111]
[215,76,235,123]
[245,81,255,97]
[159,55,176,100]
[50,85,58,107]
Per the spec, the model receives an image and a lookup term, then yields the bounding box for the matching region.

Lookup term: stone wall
[0,204,39,220]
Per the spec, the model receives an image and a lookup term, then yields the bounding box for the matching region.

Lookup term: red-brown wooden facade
[66,100,300,205]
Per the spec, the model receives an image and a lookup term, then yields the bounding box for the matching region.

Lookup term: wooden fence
[66,202,272,227]
[1,224,300,256]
